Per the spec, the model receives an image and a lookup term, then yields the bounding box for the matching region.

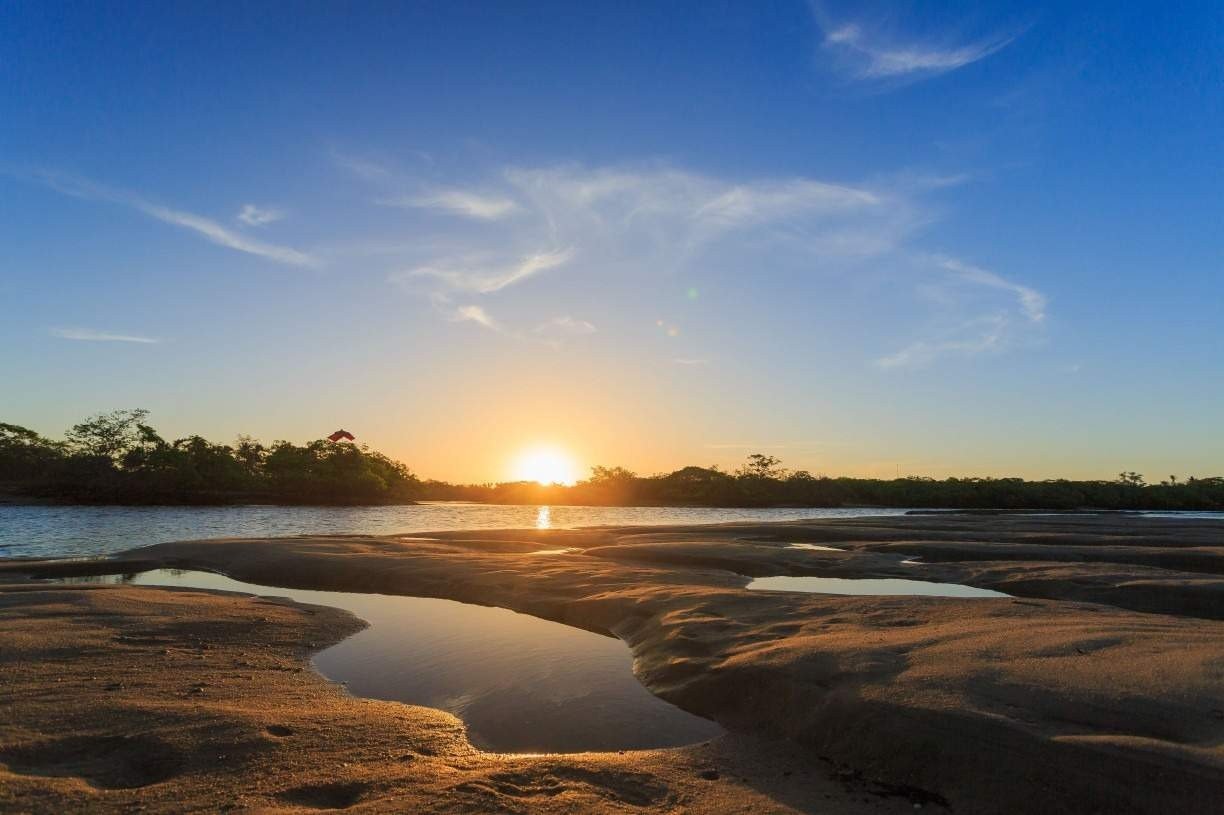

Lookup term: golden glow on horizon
[512,447,578,486]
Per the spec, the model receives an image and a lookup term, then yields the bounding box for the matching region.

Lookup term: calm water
[747,575,1010,598]
[787,543,845,552]
[0,503,910,559]
[74,569,724,753]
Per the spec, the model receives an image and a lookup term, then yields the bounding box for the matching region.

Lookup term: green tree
[587,465,637,485]
[65,409,151,461]
[0,423,64,480]
[737,453,786,480]
[233,435,266,475]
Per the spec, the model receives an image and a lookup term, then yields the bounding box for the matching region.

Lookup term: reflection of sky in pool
[73,569,724,753]
[786,543,845,552]
[747,575,1009,598]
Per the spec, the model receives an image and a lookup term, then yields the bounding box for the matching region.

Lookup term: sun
[512,447,578,486]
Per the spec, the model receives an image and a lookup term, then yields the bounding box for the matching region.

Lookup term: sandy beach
[2,514,1222,813]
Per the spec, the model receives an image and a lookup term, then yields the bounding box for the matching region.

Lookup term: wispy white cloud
[694,179,879,226]
[876,318,1006,369]
[372,163,925,349]
[237,204,284,227]
[936,255,1046,322]
[24,170,318,267]
[51,327,160,344]
[482,163,912,289]
[501,164,890,235]
[138,201,316,267]
[391,189,521,220]
[330,150,395,184]
[811,3,1017,83]
[451,304,501,332]
[393,248,574,295]
[875,252,1047,369]
[534,315,596,336]
[529,315,597,349]
[825,24,1013,79]
[355,157,1044,368]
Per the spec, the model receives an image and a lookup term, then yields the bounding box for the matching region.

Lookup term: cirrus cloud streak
[20,169,318,268]
[51,327,160,344]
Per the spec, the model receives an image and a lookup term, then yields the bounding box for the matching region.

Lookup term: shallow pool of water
[746,575,1009,598]
[83,569,724,753]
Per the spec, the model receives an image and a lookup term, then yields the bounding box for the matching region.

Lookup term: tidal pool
[76,569,724,753]
[747,575,1009,598]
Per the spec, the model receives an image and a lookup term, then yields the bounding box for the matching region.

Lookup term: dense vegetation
[3,414,1221,510]
[421,455,1224,511]
[0,411,421,505]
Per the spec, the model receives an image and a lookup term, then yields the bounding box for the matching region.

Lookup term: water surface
[97,569,724,753]
[0,503,910,559]
[747,575,1009,598]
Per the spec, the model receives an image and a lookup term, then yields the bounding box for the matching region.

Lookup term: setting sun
[511,447,578,486]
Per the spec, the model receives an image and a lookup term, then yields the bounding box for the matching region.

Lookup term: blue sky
[2,1,1221,481]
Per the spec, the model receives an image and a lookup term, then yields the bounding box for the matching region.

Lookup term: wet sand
[1,513,1222,813]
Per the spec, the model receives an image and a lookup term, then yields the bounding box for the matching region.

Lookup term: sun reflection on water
[535,506,551,529]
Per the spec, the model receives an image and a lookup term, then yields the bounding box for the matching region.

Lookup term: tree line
[0,410,421,504]
[3,416,1221,509]
[421,454,1224,511]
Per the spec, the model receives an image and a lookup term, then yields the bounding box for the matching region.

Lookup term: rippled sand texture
[2,513,1222,814]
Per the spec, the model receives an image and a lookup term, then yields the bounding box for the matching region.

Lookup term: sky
[2,1,1221,483]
